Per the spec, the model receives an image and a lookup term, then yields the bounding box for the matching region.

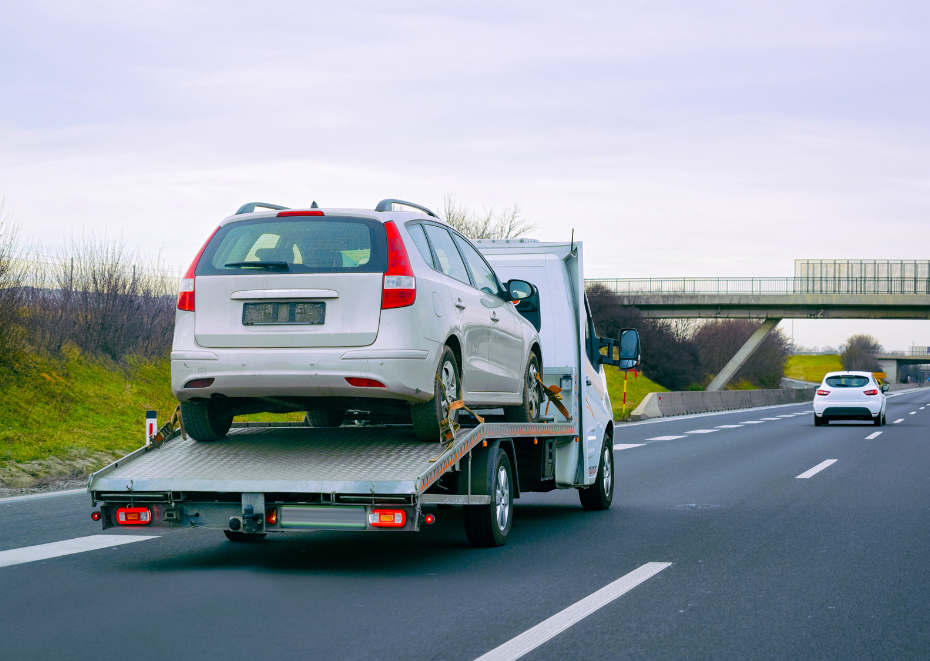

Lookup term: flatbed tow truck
[88,238,639,546]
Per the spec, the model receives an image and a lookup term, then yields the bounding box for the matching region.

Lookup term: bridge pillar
[706,318,783,392]
[876,359,898,385]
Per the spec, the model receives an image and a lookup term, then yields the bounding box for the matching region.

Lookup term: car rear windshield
[196,216,387,275]
[825,375,870,388]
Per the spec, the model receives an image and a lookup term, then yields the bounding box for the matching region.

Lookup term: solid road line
[613,444,645,450]
[865,432,883,440]
[796,460,837,479]
[0,535,158,568]
[473,562,672,661]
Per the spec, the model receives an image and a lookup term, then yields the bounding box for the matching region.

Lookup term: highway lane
[0,388,928,660]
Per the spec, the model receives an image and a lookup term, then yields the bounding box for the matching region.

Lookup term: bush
[0,207,26,363]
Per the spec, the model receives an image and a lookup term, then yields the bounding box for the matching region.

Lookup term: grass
[604,368,669,421]
[784,354,843,384]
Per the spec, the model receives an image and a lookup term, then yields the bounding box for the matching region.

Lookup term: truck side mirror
[617,328,641,371]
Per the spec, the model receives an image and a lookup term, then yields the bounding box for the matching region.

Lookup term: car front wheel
[504,352,542,423]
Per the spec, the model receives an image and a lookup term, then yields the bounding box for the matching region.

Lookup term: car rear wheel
[181,400,232,441]
[504,352,542,423]
[411,346,461,442]
[305,409,346,428]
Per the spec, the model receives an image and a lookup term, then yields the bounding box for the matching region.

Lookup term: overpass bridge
[585,277,930,390]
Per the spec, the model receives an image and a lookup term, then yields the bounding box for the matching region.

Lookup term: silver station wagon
[172,199,544,442]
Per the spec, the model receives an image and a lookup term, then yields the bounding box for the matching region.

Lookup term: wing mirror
[597,328,641,370]
[505,279,536,301]
[881,383,890,392]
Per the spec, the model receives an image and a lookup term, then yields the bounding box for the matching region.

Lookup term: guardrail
[586,277,930,296]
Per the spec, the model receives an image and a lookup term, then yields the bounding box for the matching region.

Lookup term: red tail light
[266,508,278,525]
[381,221,416,309]
[116,507,151,525]
[864,389,879,396]
[184,378,215,389]
[369,509,406,528]
[345,377,386,388]
[277,210,324,217]
[816,389,830,396]
[177,227,220,311]
[91,511,102,521]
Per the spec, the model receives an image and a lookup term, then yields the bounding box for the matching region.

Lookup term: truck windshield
[196,217,387,275]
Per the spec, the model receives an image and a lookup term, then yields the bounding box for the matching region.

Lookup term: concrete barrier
[630,387,816,421]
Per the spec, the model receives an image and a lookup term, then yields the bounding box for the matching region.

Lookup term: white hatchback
[171,199,544,442]
[813,371,888,426]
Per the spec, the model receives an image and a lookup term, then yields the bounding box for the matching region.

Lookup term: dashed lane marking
[796,460,837,479]
[473,562,672,661]
[0,535,158,568]
[893,419,904,424]
[715,425,743,428]
[644,435,686,441]
[740,421,766,424]
[685,429,718,434]
[776,415,796,418]
[910,412,916,415]
[613,444,645,450]
[865,432,883,440]
[761,418,781,421]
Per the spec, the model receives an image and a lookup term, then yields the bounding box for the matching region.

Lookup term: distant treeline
[586,283,791,391]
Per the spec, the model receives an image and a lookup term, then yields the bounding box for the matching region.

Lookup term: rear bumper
[814,404,882,420]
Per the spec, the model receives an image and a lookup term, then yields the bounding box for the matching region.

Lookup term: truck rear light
[116,507,151,525]
[864,389,879,395]
[91,511,102,521]
[424,514,435,525]
[277,210,324,217]
[177,227,220,311]
[184,378,215,388]
[345,377,386,388]
[369,509,406,528]
[266,508,278,525]
[817,390,830,396]
[381,221,416,309]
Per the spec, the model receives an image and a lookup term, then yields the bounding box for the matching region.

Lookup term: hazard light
[369,509,406,528]
[116,507,151,525]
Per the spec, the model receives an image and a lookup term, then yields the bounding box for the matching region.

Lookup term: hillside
[604,368,669,421]
[784,354,843,383]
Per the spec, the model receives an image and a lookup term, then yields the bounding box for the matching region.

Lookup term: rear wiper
[224,261,290,272]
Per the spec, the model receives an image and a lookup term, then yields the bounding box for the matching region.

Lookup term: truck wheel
[463,448,513,547]
[411,346,461,442]
[504,352,542,423]
[181,400,232,442]
[578,433,614,511]
[223,531,266,543]
[305,409,346,428]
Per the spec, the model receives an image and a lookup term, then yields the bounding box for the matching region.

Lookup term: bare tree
[840,334,882,372]
[691,319,791,389]
[442,195,537,240]
[0,199,26,362]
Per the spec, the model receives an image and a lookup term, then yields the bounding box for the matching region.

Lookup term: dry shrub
[840,334,882,372]
[0,203,26,362]
[691,319,790,389]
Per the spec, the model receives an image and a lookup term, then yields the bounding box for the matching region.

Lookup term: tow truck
[88,236,640,546]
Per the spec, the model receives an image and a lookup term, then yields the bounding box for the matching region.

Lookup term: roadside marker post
[145,410,157,447]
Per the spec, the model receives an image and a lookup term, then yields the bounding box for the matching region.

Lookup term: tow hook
[241,504,264,533]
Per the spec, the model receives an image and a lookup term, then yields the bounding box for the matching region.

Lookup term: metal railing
[585,277,930,296]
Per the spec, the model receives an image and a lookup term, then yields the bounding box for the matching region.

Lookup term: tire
[181,400,232,442]
[504,352,542,423]
[874,413,883,426]
[223,531,266,543]
[411,346,461,442]
[463,448,513,547]
[814,415,823,427]
[305,409,346,428]
[578,433,615,511]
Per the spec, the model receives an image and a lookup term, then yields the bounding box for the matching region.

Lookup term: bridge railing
[585,277,930,296]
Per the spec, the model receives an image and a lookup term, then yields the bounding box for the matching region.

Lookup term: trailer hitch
[240,504,264,533]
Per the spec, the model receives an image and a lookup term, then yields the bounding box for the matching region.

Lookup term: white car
[813,371,888,426]
[171,199,544,442]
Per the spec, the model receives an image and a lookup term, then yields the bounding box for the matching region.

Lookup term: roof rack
[375,199,438,218]
[235,202,290,215]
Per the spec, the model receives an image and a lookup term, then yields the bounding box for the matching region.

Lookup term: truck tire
[181,400,232,442]
[578,433,614,511]
[504,352,542,423]
[411,346,461,442]
[223,531,266,542]
[305,409,346,428]
[463,448,513,547]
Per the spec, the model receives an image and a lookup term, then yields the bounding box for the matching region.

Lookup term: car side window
[405,223,435,269]
[452,233,503,296]
[423,225,471,285]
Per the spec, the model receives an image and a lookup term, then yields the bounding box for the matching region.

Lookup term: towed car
[813,371,889,426]
[171,199,544,442]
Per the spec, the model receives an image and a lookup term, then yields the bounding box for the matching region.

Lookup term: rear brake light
[177,227,220,311]
[816,390,830,396]
[116,507,151,525]
[369,509,406,528]
[345,377,386,388]
[382,221,416,309]
[277,210,324,217]
[91,511,102,521]
[864,389,879,396]
[184,378,215,388]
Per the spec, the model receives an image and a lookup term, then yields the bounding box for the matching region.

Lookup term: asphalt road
[1,389,928,661]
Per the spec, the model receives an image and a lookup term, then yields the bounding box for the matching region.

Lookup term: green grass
[604,368,669,421]
[784,354,843,383]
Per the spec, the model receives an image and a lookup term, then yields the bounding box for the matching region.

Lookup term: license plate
[242,302,325,325]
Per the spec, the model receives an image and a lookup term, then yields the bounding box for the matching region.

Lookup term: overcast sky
[1,1,928,349]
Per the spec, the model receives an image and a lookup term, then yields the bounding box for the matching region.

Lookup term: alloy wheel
[495,466,511,532]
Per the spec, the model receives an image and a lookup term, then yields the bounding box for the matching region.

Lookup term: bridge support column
[876,359,898,385]
[706,318,782,392]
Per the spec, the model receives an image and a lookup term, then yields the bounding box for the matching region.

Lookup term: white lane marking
[865,432,883,440]
[796,460,837,479]
[909,412,916,415]
[715,425,743,428]
[613,444,645,450]
[685,429,718,434]
[0,535,158,568]
[761,418,782,421]
[893,419,904,424]
[921,407,925,410]
[740,421,766,424]
[776,415,796,418]
[473,562,672,661]
[645,435,686,441]
[0,488,86,504]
